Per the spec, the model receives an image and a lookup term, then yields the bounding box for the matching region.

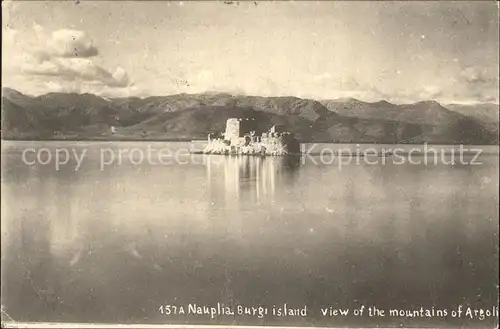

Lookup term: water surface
[1,141,498,327]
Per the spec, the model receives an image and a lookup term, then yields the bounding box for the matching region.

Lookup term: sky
[2,1,499,104]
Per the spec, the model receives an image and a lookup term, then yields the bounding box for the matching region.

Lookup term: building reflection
[205,155,300,207]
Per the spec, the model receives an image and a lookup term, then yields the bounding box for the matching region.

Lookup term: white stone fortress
[200,118,300,155]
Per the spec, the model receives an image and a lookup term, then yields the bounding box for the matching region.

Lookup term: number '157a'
[159,305,185,315]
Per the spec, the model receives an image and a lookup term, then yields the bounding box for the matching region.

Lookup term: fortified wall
[204,118,300,155]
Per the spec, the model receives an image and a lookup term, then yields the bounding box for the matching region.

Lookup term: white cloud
[24,58,130,88]
[46,29,98,58]
[5,24,132,95]
[43,80,139,98]
[459,67,489,84]
[44,81,66,93]
[418,85,442,100]
[454,66,499,103]
[33,23,45,41]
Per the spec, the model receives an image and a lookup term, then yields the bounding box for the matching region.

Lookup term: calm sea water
[1,141,498,327]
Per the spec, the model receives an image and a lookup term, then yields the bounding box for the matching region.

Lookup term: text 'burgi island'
[158,303,308,319]
[158,303,499,321]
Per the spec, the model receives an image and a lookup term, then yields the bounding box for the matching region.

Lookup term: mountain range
[1,88,498,144]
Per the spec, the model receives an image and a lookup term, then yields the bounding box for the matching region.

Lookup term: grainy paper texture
[1,1,499,328]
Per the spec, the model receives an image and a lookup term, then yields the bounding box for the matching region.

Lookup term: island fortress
[199,118,301,155]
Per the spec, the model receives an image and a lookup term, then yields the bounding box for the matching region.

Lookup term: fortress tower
[202,117,298,155]
[224,118,240,145]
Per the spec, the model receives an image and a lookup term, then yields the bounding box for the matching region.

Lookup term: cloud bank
[37,29,99,58]
[2,1,498,103]
[7,25,132,96]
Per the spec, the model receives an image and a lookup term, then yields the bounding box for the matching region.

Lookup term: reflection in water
[206,155,300,205]
[1,142,498,326]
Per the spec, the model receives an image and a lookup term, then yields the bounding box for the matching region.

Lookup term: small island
[193,118,301,156]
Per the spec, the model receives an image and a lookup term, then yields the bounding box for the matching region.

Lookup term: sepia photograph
[1,1,499,328]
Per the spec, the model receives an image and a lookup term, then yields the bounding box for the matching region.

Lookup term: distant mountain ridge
[444,103,499,131]
[320,98,466,125]
[1,88,498,144]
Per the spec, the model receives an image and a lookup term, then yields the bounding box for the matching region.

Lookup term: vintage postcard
[1,1,499,328]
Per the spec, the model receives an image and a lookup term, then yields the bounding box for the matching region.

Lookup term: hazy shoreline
[1,137,499,146]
